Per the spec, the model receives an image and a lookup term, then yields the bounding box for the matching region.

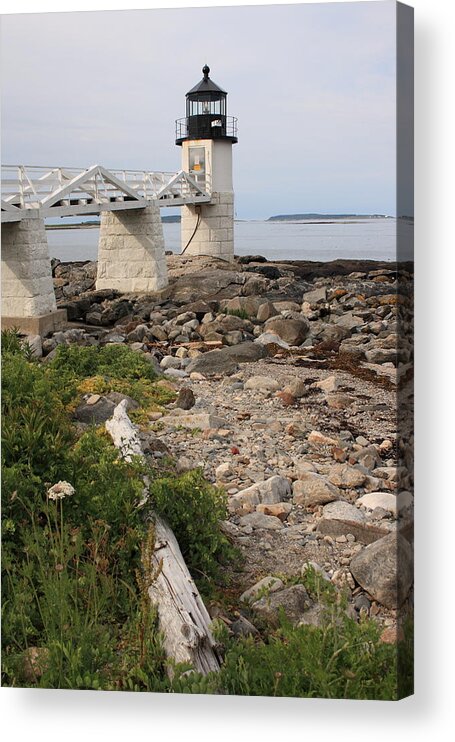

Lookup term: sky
[1,1,400,218]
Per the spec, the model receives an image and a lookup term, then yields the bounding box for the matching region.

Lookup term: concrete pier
[181,191,234,261]
[96,204,168,292]
[1,212,66,335]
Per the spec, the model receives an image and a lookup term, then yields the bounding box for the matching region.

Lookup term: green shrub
[147,469,237,586]
[1,327,36,361]
[1,353,76,511]
[1,342,238,690]
[213,614,401,699]
[49,344,158,383]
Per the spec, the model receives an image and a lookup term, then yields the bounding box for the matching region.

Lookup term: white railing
[1,164,211,221]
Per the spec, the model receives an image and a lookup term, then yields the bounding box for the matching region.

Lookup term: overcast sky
[1,1,399,218]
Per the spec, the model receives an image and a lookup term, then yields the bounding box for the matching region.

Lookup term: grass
[225,308,250,320]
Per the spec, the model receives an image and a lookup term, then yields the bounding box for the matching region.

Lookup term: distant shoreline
[46,215,400,231]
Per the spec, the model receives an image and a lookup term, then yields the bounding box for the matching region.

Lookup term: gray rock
[349,533,413,608]
[318,500,390,545]
[292,473,340,507]
[222,296,263,317]
[105,392,139,410]
[322,500,366,524]
[335,312,365,331]
[353,594,371,612]
[186,342,265,376]
[318,324,351,343]
[357,492,398,515]
[244,375,281,392]
[240,576,284,603]
[251,584,311,627]
[229,476,292,512]
[254,332,290,349]
[265,317,310,346]
[74,396,117,425]
[26,334,43,358]
[102,333,126,344]
[364,348,398,365]
[227,342,266,363]
[297,604,327,628]
[314,375,340,394]
[163,368,188,379]
[175,387,196,410]
[149,325,168,341]
[160,412,228,430]
[239,512,284,530]
[186,348,238,376]
[231,616,260,638]
[302,287,327,305]
[283,377,308,398]
[256,301,278,322]
[224,330,244,346]
[85,310,103,326]
[160,355,182,370]
[129,342,147,352]
[327,464,367,488]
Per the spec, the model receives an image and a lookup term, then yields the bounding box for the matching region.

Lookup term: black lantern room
[175,65,238,145]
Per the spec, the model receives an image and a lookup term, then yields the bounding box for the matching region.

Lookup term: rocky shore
[37,253,413,638]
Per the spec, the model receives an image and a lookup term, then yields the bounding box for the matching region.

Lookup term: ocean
[46,218,413,263]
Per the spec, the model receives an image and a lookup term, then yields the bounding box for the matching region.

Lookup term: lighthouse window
[187,97,225,117]
[189,146,206,185]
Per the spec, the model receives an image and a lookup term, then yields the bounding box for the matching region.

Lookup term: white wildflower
[47,481,75,501]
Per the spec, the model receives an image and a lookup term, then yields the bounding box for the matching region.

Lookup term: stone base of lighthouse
[181,191,234,261]
[96,204,168,292]
[1,212,67,335]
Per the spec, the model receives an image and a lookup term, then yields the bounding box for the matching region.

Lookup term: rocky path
[151,354,412,630]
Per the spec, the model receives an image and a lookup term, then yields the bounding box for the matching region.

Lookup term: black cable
[181,206,201,255]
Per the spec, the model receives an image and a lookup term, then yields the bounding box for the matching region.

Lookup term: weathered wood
[106,400,221,676]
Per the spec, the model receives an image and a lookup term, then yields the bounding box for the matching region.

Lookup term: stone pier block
[1,213,64,334]
[96,204,168,292]
[181,191,234,261]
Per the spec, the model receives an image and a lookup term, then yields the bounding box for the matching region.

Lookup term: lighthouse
[175,65,238,261]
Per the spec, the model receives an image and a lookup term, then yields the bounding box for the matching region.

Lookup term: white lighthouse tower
[175,65,238,261]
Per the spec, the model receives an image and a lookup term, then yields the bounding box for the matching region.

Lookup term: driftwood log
[106,400,221,676]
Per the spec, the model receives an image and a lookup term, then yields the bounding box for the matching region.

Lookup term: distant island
[267,213,390,221]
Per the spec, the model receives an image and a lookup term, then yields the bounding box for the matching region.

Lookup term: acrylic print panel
[0,1,413,699]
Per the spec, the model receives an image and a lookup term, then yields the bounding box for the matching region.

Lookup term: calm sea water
[46,218,413,263]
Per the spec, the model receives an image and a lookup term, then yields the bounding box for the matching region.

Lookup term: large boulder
[185,348,237,376]
[185,341,265,376]
[317,500,389,545]
[264,317,310,346]
[349,533,413,608]
[228,342,266,363]
[73,396,117,424]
